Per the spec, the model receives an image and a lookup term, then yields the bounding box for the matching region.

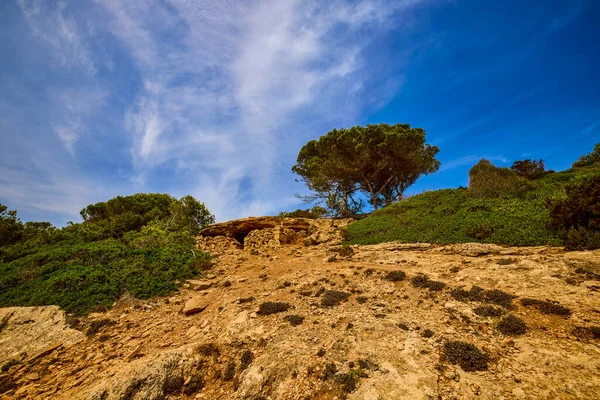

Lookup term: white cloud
[4,0,427,223]
[18,0,97,75]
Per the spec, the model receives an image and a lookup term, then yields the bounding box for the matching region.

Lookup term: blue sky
[1,0,599,225]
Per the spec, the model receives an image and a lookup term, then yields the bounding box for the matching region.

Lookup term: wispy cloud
[1,0,428,223]
[582,123,597,135]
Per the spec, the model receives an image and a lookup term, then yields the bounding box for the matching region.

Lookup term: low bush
[520,298,571,316]
[572,143,600,168]
[338,245,354,257]
[257,302,291,315]
[497,315,527,335]
[549,176,600,250]
[321,290,351,307]
[284,314,305,326]
[442,341,489,371]
[473,305,505,317]
[384,270,406,282]
[469,159,535,199]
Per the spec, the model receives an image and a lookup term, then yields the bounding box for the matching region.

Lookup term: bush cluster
[469,159,536,199]
[0,194,213,315]
[548,176,600,250]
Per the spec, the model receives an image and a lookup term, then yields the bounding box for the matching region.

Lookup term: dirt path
[1,241,600,399]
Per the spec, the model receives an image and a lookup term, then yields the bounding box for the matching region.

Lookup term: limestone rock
[183,298,208,316]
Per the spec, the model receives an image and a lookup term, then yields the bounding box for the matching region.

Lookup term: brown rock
[183,298,208,316]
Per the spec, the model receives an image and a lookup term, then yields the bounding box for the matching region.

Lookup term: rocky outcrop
[196,217,354,252]
[0,306,84,366]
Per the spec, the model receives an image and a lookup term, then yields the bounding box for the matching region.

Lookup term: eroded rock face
[0,306,84,366]
[196,217,354,252]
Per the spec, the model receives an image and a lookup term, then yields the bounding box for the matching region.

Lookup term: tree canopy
[292,123,440,215]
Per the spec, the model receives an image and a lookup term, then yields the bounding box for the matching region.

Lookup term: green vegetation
[256,301,291,315]
[277,205,328,219]
[442,341,489,371]
[572,143,600,168]
[0,193,213,315]
[497,315,527,335]
[293,123,439,215]
[520,298,571,316]
[347,159,600,248]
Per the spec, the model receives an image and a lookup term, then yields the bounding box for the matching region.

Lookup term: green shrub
[278,206,328,219]
[473,305,505,317]
[511,159,551,180]
[338,245,354,257]
[257,302,291,315]
[548,176,600,250]
[572,143,600,168]
[469,159,535,199]
[520,298,571,316]
[465,223,493,239]
[384,270,406,282]
[321,290,351,307]
[497,315,527,335]
[442,341,489,371]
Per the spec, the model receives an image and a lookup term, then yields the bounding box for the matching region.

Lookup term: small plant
[572,326,600,340]
[327,256,337,262]
[322,362,338,380]
[397,322,409,330]
[411,274,430,287]
[338,245,354,257]
[238,296,255,304]
[497,314,527,335]
[196,343,220,357]
[284,314,305,326]
[223,360,236,381]
[257,302,291,315]
[321,290,351,307]
[484,289,514,308]
[442,341,489,372]
[421,329,434,338]
[356,296,368,304]
[520,298,571,316]
[336,368,366,393]
[240,350,253,370]
[473,305,505,317]
[384,270,406,282]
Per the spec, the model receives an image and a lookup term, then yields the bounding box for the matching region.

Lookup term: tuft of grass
[497,315,527,335]
[384,270,406,282]
[442,341,489,372]
[520,298,571,316]
[321,290,351,307]
[257,302,291,315]
[473,305,505,317]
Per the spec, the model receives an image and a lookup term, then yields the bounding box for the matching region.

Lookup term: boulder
[182,298,208,316]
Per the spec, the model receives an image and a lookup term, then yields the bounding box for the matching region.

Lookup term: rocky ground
[1,226,600,399]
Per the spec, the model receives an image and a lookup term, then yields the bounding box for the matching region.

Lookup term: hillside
[347,164,600,247]
[1,220,600,399]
